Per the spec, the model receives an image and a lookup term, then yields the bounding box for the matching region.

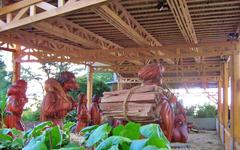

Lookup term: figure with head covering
[90,95,101,125]
[5,80,28,130]
[137,63,174,140]
[75,94,91,132]
[138,63,164,85]
[40,71,79,126]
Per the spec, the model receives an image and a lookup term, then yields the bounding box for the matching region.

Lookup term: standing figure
[90,95,101,125]
[138,63,174,141]
[76,94,90,132]
[40,71,78,127]
[5,80,28,131]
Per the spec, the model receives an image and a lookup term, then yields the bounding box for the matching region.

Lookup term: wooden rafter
[118,76,220,84]
[33,18,122,49]
[94,63,222,74]
[94,1,174,64]
[0,30,84,52]
[13,43,237,63]
[167,0,201,63]
[0,0,109,32]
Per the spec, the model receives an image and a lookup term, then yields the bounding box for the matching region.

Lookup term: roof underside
[0,0,239,88]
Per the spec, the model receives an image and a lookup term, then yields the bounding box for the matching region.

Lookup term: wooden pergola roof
[0,0,240,87]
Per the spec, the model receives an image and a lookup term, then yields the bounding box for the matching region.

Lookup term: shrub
[22,108,40,122]
[195,104,217,118]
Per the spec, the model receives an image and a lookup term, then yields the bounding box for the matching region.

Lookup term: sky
[0,50,218,111]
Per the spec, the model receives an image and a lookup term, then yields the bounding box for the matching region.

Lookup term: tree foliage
[40,62,72,79]
[185,106,196,116]
[75,73,112,97]
[195,104,217,118]
[0,55,11,96]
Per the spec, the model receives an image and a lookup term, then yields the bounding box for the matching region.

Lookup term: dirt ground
[172,130,224,150]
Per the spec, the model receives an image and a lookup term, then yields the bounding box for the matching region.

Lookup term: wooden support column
[231,47,240,147]
[218,80,223,123]
[12,45,21,83]
[87,66,93,109]
[223,62,229,129]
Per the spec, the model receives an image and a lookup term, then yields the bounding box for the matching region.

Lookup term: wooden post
[12,45,21,83]
[223,62,229,129]
[231,48,240,147]
[87,66,93,109]
[218,80,223,123]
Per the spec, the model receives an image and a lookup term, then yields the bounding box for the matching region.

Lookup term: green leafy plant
[0,121,85,150]
[0,95,7,128]
[0,128,25,150]
[81,122,171,150]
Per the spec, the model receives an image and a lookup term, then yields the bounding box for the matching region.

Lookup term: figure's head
[15,80,27,93]
[138,63,164,85]
[169,95,177,104]
[7,85,19,96]
[92,95,100,103]
[78,93,87,104]
[57,71,79,91]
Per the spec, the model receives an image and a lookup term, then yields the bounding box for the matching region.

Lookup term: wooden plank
[102,92,157,103]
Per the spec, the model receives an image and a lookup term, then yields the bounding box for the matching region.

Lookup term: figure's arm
[42,93,59,117]
[159,100,174,141]
[7,98,23,114]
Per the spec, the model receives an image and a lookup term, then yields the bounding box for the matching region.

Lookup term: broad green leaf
[0,133,13,141]
[24,128,33,139]
[85,123,112,147]
[0,96,6,111]
[96,136,131,150]
[112,125,124,136]
[122,122,141,140]
[140,124,163,138]
[54,147,85,150]
[11,128,23,137]
[145,135,170,149]
[44,126,62,149]
[63,143,82,148]
[81,125,99,135]
[142,145,160,150]
[113,122,141,140]
[0,128,10,135]
[109,145,119,150]
[11,138,24,149]
[63,122,76,132]
[130,139,147,150]
[23,135,48,150]
[61,131,70,146]
[28,121,53,138]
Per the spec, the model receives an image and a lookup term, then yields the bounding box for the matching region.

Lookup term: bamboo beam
[94,63,221,74]
[12,45,21,83]
[87,66,94,109]
[0,0,43,15]
[33,18,122,49]
[167,0,200,63]
[94,1,174,64]
[118,76,220,84]
[231,45,240,146]
[218,80,223,124]
[223,62,229,129]
[0,0,109,32]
